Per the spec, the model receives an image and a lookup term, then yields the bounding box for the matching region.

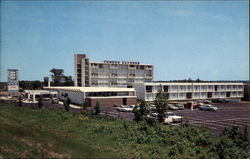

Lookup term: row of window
[90,63,152,70]
[146,85,243,93]
[146,92,243,100]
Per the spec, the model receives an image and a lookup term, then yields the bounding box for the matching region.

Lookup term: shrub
[38,96,43,108]
[17,96,23,107]
[64,98,71,111]
[94,101,100,115]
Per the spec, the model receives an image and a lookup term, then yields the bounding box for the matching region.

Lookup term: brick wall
[86,97,137,107]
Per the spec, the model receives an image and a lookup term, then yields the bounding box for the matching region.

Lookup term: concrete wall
[132,83,145,100]
[58,90,85,105]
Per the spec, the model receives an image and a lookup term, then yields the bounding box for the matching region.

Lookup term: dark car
[212,99,229,103]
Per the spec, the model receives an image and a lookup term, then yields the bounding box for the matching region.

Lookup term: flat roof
[87,96,137,99]
[44,86,135,92]
[140,82,244,86]
[90,61,153,66]
[24,90,57,94]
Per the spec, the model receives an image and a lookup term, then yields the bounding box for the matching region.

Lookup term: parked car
[202,100,212,104]
[116,105,134,112]
[218,99,229,103]
[146,112,158,119]
[174,103,184,110]
[168,104,179,110]
[199,105,218,111]
[164,112,183,124]
[51,97,59,104]
[212,99,229,103]
[43,97,51,101]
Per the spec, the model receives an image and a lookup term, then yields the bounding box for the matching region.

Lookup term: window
[163,86,168,92]
[207,92,212,98]
[186,93,192,99]
[215,85,218,92]
[146,86,153,92]
[140,66,145,70]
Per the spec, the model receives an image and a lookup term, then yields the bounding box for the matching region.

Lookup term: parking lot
[102,102,250,135]
[179,102,250,135]
[1,96,249,135]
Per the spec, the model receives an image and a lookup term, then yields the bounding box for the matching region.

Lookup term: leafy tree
[94,101,100,115]
[19,80,43,90]
[38,96,43,108]
[63,76,74,86]
[50,68,64,86]
[50,68,74,86]
[154,88,168,123]
[133,105,141,122]
[133,100,148,122]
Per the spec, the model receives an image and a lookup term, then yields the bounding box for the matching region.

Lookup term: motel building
[44,86,137,107]
[133,82,244,102]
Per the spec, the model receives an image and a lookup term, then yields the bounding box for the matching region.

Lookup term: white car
[116,105,134,112]
[164,112,183,124]
[147,112,183,124]
[168,104,179,110]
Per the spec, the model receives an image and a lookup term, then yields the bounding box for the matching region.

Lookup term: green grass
[0,100,248,158]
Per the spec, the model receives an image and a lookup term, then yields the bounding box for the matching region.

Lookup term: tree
[19,80,43,90]
[94,101,100,115]
[63,76,74,86]
[154,88,168,123]
[38,96,43,108]
[50,68,64,86]
[133,100,148,122]
[188,78,192,82]
[50,68,74,86]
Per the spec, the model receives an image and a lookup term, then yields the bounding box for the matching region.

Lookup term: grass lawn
[0,100,248,158]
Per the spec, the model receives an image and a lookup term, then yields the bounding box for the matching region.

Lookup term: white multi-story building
[133,82,244,102]
[74,54,153,87]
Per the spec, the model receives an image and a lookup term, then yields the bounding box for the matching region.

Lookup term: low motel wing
[133,82,244,102]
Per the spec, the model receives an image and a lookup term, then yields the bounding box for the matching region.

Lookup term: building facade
[45,86,137,107]
[133,82,244,102]
[74,54,153,87]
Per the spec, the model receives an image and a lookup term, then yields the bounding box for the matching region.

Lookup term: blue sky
[1,1,249,82]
